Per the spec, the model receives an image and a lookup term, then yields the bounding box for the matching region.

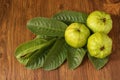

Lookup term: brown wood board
[0,0,120,80]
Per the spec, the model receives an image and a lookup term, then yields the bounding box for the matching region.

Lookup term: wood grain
[0,0,120,80]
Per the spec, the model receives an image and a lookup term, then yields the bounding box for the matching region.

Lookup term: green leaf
[27,17,68,37]
[16,56,30,65]
[15,38,56,65]
[43,38,67,70]
[25,48,50,69]
[53,10,88,25]
[88,53,109,70]
[35,35,49,39]
[67,45,87,69]
[35,35,56,40]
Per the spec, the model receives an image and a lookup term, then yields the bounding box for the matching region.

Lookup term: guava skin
[65,23,90,48]
[87,11,112,34]
[87,32,112,58]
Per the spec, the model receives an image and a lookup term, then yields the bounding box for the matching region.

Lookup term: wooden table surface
[0,0,120,80]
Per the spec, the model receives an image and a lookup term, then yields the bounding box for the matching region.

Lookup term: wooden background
[0,0,120,80]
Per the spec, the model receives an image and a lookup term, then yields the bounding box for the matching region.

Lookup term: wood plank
[0,0,120,80]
